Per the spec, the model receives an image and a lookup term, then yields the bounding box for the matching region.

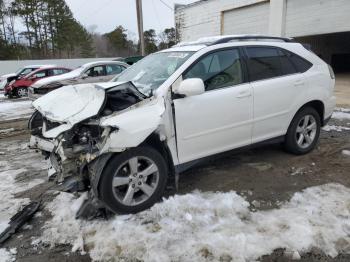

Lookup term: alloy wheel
[295,114,317,149]
[17,88,28,97]
[112,156,159,206]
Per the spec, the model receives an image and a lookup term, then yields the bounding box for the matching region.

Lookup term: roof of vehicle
[159,45,207,53]
[81,60,129,68]
[23,64,56,69]
[175,34,294,47]
[24,66,71,78]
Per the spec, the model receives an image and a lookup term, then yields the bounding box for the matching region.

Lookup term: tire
[284,107,321,155]
[99,146,168,214]
[16,87,28,98]
[28,110,43,135]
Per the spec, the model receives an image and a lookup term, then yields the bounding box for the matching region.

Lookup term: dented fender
[99,97,166,153]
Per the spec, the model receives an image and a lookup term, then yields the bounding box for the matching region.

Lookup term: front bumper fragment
[29,135,54,152]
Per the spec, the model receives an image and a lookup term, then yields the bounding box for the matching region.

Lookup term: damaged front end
[29,82,166,218]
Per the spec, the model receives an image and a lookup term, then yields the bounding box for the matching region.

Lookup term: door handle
[236,91,252,98]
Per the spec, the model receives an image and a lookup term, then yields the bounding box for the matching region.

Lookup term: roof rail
[210,35,294,45]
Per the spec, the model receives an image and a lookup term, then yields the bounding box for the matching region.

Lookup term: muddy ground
[0,98,349,261]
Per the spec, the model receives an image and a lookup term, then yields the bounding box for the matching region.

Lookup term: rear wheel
[99,146,168,214]
[284,107,321,155]
[16,87,28,98]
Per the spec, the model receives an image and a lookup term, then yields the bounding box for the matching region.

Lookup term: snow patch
[0,248,16,262]
[0,168,43,232]
[342,150,350,156]
[332,108,350,120]
[322,125,350,132]
[41,183,350,261]
[0,100,33,121]
[0,128,15,134]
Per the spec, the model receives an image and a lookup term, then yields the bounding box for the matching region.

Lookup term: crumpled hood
[32,83,105,126]
[0,73,16,79]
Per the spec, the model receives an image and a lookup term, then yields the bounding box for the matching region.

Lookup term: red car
[5,66,71,98]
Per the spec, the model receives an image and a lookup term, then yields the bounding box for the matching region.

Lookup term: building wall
[175,0,267,42]
[222,2,270,35]
[285,0,350,37]
[175,0,350,41]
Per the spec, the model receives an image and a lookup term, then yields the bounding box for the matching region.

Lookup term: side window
[33,70,47,78]
[278,49,298,75]
[51,69,66,75]
[86,66,105,77]
[284,50,313,73]
[184,49,244,91]
[106,64,125,75]
[246,47,283,81]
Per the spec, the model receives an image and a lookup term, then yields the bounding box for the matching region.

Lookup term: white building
[175,0,350,72]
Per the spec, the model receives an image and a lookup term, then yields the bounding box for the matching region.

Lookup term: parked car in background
[114,56,144,65]
[28,61,128,100]
[29,35,336,215]
[0,64,55,90]
[4,66,71,98]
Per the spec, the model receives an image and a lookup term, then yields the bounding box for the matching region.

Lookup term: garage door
[285,0,350,37]
[222,2,270,35]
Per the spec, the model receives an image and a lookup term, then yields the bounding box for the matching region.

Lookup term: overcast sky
[65,0,197,39]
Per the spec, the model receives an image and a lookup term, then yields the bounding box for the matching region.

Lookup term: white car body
[29,35,336,214]
[28,61,128,100]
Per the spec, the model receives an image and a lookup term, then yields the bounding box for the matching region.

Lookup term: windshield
[16,68,35,76]
[112,51,194,95]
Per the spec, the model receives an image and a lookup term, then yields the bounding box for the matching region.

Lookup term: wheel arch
[141,132,177,190]
[90,132,176,199]
[294,100,325,126]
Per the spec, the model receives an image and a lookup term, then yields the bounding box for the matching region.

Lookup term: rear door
[245,46,308,143]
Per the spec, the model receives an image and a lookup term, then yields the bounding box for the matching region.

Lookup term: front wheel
[16,87,28,98]
[99,147,168,214]
[284,107,321,155]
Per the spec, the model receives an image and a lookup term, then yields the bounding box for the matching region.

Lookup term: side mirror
[82,73,89,79]
[28,75,36,80]
[175,78,205,97]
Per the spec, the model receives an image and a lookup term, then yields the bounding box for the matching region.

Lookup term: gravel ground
[0,94,349,261]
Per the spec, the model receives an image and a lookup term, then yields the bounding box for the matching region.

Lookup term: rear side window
[246,47,283,81]
[284,50,313,73]
[33,70,48,78]
[51,69,68,75]
[278,49,298,75]
[106,64,125,75]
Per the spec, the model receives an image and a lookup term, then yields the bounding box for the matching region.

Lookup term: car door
[245,46,308,144]
[173,48,253,164]
[28,70,49,84]
[82,65,107,83]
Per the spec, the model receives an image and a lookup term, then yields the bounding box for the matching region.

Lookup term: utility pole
[136,0,145,56]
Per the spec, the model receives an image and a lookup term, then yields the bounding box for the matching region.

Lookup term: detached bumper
[29,135,54,152]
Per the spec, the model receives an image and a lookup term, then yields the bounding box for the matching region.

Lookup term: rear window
[246,47,283,81]
[284,50,313,73]
[246,47,312,82]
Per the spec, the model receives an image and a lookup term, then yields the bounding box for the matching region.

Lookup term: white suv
[29,35,336,215]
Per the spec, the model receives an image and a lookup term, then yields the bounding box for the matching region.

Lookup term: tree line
[0,0,176,60]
